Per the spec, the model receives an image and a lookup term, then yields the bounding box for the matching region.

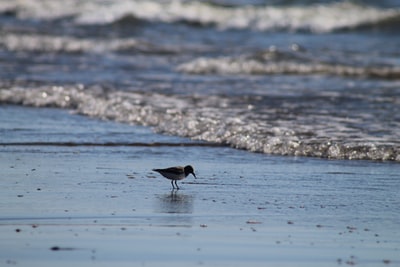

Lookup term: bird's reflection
[154,190,194,227]
[155,190,194,214]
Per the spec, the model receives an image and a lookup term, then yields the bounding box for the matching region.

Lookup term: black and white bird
[152,165,197,189]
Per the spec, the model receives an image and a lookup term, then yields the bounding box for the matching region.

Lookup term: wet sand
[1,105,399,266]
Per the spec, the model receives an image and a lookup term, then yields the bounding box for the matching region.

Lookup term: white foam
[0,33,175,54]
[177,55,400,78]
[76,1,400,33]
[1,85,399,161]
[6,0,400,32]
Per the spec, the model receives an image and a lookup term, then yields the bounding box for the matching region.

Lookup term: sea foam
[1,85,399,162]
[2,0,399,33]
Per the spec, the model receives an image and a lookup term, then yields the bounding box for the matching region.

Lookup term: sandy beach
[2,0,400,265]
[1,105,399,266]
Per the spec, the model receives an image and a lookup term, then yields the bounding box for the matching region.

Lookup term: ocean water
[1,105,400,266]
[1,0,400,161]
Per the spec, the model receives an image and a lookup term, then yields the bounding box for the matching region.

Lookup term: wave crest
[0,33,177,54]
[1,85,399,161]
[3,0,400,33]
[177,51,400,79]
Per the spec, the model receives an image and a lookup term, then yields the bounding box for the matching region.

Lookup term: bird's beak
[192,173,197,179]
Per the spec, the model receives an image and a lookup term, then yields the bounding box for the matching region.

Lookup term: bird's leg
[171,180,175,189]
[175,180,180,190]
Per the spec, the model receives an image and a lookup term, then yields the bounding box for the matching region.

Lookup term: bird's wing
[162,166,184,174]
[153,166,184,175]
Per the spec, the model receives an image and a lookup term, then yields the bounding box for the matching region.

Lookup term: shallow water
[1,105,399,266]
[1,0,400,161]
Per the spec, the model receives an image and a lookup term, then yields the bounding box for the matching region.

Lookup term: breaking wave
[177,50,400,79]
[1,85,399,162]
[0,33,177,54]
[2,0,400,33]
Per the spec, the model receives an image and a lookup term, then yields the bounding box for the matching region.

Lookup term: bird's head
[184,165,197,179]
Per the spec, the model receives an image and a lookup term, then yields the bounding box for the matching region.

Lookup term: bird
[152,165,197,189]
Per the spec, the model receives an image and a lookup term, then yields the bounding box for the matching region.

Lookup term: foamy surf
[0,33,177,54]
[1,0,400,163]
[177,53,400,79]
[1,85,399,162]
[2,0,400,32]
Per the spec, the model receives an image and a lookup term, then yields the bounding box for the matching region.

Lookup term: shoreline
[1,105,399,266]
